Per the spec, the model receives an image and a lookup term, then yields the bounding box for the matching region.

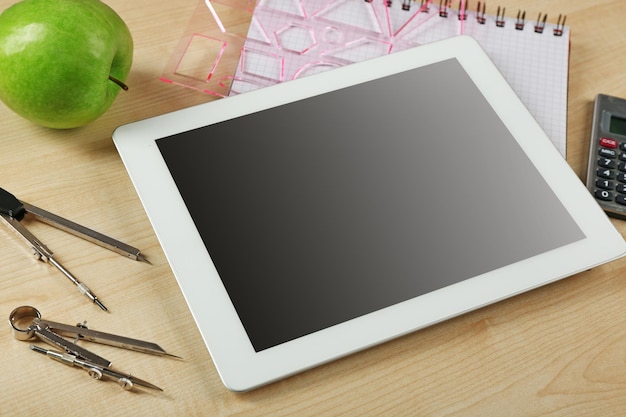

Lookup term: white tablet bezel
[113,36,626,391]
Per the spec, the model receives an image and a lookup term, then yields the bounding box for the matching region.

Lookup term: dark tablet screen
[156,58,584,352]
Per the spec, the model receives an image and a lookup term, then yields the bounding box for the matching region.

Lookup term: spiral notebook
[161,0,571,156]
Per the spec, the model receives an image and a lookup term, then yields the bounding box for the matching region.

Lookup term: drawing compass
[0,187,150,311]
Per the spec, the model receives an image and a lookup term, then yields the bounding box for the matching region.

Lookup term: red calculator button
[600,138,618,148]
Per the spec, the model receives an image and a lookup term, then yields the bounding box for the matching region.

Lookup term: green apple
[0,0,133,129]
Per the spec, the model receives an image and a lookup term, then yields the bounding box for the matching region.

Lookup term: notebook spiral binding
[396,0,567,36]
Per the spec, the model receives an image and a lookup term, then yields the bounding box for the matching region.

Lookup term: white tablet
[113,36,626,391]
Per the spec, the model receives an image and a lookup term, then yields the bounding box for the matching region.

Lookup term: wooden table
[1,0,625,415]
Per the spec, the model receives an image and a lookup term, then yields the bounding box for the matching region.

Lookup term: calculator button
[620,152,626,161]
[597,168,615,179]
[596,179,614,190]
[595,190,614,201]
[620,143,626,152]
[616,195,626,205]
[600,138,619,148]
[617,173,626,183]
[619,163,626,172]
[600,148,618,158]
[599,158,617,168]
[617,184,626,193]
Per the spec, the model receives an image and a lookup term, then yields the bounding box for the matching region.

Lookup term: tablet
[113,36,626,391]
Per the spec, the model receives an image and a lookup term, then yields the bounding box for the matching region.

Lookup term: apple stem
[108,75,129,91]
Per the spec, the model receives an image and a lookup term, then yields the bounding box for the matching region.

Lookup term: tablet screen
[156,58,585,352]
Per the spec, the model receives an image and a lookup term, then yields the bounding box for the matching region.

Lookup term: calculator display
[609,115,626,136]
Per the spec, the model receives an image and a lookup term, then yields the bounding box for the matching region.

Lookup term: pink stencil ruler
[161,1,570,156]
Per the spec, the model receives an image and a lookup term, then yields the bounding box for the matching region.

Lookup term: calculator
[586,94,626,219]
